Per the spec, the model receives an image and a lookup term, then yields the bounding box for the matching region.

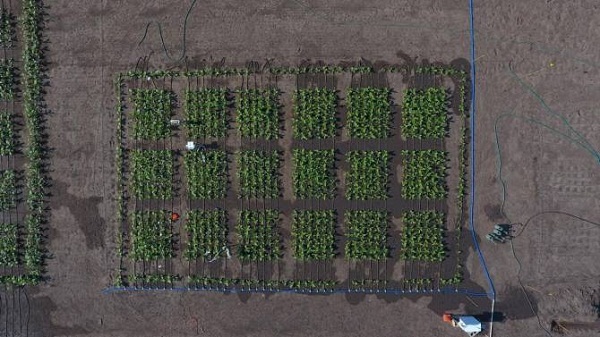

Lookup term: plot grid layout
[113,65,470,293]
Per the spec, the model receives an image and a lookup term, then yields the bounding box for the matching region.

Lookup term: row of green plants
[350,279,388,288]
[346,151,390,200]
[0,111,14,155]
[0,59,15,100]
[130,88,174,140]
[401,150,448,200]
[345,210,389,260]
[188,276,337,290]
[292,210,335,261]
[292,149,335,199]
[129,273,179,286]
[113,74,126,288]
[123,65,468,81]
[235,88,280,139]
[0,8,14,46]
[347,87,392,139]
[292,88,337,139]
[401,87,448,139]
[400,210,446,262]
[238,150,280,198]
[0,222,18,267]
[130,149,173,200]
[21,0,46,283]
[130,210,173,261]
[0,169,16,210]
[184,150,227,199]
[184,210,228,260]
[236,210,281,261]
[184,88,228,139]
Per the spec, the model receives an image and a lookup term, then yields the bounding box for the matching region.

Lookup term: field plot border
[110,63,477,295]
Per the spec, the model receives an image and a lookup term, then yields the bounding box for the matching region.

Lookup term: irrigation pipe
[137,0,199,63]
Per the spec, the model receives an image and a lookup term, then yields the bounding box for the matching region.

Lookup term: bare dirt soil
[1,0,599,336]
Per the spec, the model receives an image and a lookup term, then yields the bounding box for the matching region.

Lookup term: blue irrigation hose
[468,0,496,300]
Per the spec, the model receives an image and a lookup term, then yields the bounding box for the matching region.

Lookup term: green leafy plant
[130,89,174,140]
[292,210,335,261]
[0,59,15,101]
[0,223,18,267]
[184,150,227,199]
[345,151,390,200]
[238,150,280,199]
[236,210,281,261]
[236,88,280,139]
[400,210,446,262]
[401,87,448,139]
[0,111,14,155]
[185,88,228,138]
[344,210,388,260]
[401,150,448,200]
[185,209,228,260]
[130,273,179,287]
[0,9,15,47]
[292,88,336,139]
[130,210,173,261]
[0,170,16,211]
[347,87,392,139]
[292,149,335,199]
[130,150,173,200]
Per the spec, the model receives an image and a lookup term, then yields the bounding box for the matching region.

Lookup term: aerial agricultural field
[1,0,599,337]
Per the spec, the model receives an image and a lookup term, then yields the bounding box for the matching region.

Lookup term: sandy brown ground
[0,0,599,336]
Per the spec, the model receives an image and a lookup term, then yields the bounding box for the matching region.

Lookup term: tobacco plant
[292,210,335,261]
[184,150,227,199]
[185,88,228,139]
[401,87,448,139]
[400,210,446,262]
[236,88,280,139]
[345,151,390,200]
[130,210,173,261]
[0,59,15,100]
[345,210,388,260]
[0,169,16,211]
[185,209,228,260]
[0,222,18,267]
[0,111,13,155]
[130,150,173,200]
[238,150,280,198]
[130,89,174,140]
[292,149,335,199]
[292,88,336,139]
[236,210,281,261]
[347,87,392,139]
[401,150,448,200]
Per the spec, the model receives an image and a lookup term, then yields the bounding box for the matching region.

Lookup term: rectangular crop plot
[0,59,15,101]
[292,149,335,199]
[292,210,335,261]
[130,89,174,140]
[345,210,388,260]
[0,170,16,211]
[0,112,13,155]
[184,210,228,260]
[184,88,228,139]
[0,223,18,267]
[400,210,446,262]
[346,150,390,200]
[292,88,336,139]
[347,87,392,139]
[401,87,448,139]
[401,150,448,200]
[236,210,281,262]
[238,150,280,198]
[130,210,173,261]
[130,150,173,200]
[236,88,280,139]
[184,150,227,199]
